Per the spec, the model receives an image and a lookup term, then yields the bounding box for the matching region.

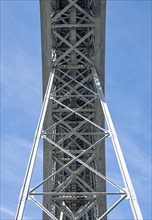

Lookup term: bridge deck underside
[41,0,106,219]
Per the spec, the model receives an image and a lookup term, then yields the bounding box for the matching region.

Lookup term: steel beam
[15,0,142,219]
[40,1,107,218]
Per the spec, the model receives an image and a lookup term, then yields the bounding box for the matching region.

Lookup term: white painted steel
[16,1,142,219]
[29,195,58,220]
[97,195,127,220]
[15,67,143,219]
[15,70,55,220]
[92,67,143,220]
[29,135,107,193]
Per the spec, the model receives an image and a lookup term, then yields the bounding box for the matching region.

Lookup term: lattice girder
[15,1,143,220]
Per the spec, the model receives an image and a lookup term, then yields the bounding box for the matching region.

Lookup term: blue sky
[1,0,151,219]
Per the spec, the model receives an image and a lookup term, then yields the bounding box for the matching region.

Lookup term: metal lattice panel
[15,1,143,220]
[42,1,107,218]
[43,68,106,219]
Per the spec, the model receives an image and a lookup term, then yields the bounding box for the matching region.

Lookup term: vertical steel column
[92,68,143,220]
[15,0,143,219]
[15,70,55,220]
[40,0,107,219]
[40,1,55,218]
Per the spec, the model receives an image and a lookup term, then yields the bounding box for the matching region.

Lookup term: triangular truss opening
[15,1,142,219]
[15,67,142,220]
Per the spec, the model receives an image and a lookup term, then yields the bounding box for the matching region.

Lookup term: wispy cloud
[1,134,43,191]
[1,134,43,219]
[0,206,34,220]
[0,206,14,218]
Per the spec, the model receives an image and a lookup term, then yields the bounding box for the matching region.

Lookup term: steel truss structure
[15,0,143,219]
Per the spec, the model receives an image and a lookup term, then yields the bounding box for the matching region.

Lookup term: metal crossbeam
[15,0,143,219]
[92,68,143,220]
